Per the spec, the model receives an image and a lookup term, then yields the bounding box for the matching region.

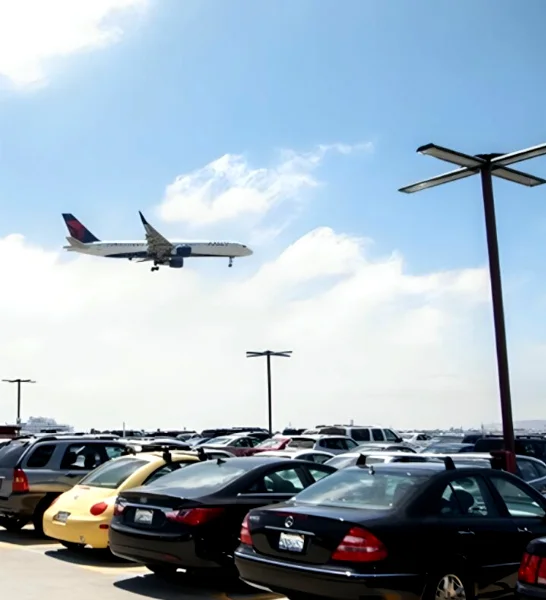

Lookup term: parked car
[258,449,334,464]
[287,435,358,455]
[325,451,429,469]
[109,456,336,577]
[421,442,475,454]
[302,425,403,444]
[201,434,264,456]
[517,536,546,599]
[0,434,128,534]
[473,435,546,462]
[42,446,201,550]
[235,459,546,600]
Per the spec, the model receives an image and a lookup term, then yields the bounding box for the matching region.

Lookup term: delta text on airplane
[62,211,253,272]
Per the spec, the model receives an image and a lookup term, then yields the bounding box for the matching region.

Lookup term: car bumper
[109,524,224,570]
[234,548,425,600]
[0,493,44,520]
[517,581,546,600]
[43,513,110,549]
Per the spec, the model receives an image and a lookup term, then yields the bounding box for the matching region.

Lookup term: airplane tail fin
[62,213,100,243]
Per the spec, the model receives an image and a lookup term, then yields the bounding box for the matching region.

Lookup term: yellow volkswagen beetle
[43,449,200,550]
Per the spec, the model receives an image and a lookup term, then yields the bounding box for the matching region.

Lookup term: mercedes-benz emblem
[284,516,294,528]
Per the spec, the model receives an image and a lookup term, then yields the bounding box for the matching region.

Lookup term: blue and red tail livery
[62,213,100,243]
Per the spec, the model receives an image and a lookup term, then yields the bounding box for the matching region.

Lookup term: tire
[32,497,55,537]
[145,565,179,579]
[60,541,85,551]
[0,517,27,532]
[424,572,473,600]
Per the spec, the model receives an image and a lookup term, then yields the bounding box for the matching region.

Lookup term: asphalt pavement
[0,526,282,600]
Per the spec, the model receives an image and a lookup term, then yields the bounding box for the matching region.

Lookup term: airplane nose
[245,246,253,256]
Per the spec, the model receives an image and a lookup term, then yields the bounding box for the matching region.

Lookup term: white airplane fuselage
[64,239,252,261]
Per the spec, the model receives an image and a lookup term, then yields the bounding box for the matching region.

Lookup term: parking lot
[0,526,282,600]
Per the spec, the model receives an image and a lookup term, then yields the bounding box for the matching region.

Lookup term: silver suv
[0,434,127,535]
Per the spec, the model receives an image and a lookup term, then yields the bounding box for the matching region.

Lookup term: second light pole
[246,350,292,434]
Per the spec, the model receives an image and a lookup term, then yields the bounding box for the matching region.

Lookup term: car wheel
[0,517,27,532]
[145,565,179,579]
[32,497,54,537]
[426,572,472,600]
[60,541,85,551]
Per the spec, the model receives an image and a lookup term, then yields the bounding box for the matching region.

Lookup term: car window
[249,468,305,494]
[288,438,315,449]
[490,476,546,518]
[144,460,246,497]
[345,439,358,449]
[60,444,104,470]
[518,459,540,482]
[295,468,428,510]
[371,429,384,441]
[384,430,400,442]
[351,429,371,442]
[105,445,126,459]
[26,444,56,468]
[306,453,331,464]
[142,461,190,485]
[307,467,333,482]
[438,476,493,517]
[0,440,30,468]
[79,458,149,489]
[533,461,546,478]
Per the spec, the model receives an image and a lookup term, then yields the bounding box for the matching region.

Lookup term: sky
[1,0,546,432]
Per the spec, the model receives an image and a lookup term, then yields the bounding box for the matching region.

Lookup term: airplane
[62,212,253,272]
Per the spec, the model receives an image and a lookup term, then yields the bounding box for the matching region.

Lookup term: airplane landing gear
[151,266,160,272]
[228,257,234,268]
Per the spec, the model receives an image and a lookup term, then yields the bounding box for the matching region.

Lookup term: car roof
[204,455,324,468]
[347,461,492,475]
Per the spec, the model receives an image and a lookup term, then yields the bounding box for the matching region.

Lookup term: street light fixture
[246,350,292,434]
[2,379,36,426]
[400,142,546,473]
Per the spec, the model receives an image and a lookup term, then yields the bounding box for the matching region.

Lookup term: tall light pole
[2,379,36,426]
[400,142,546,473]
[246,350,292,434]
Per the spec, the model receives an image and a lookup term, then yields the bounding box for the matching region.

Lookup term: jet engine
[171,245,192,258]
[168,258,184,268]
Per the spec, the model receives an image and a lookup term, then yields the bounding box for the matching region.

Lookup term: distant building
[20,416,73,435]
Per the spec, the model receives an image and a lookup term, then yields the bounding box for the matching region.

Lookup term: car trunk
[248,503,390,566]
[0,441,30,498]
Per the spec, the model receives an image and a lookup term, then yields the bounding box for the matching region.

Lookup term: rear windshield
[256,438,283,449]
[294,468,428,510]
[0,440,29,468]
[147,460,247,497]
[325,455,357,469]
[287,438,315,449]
[78,458,149,489]
[351,429,371,442]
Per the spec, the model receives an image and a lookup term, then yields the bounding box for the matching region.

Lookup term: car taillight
[240,513,252,545]
[12,468,29,493]
[165,507,224,526]
[113,502,124,516]
[519,552,546,585]
[331,527,387,563]
[90,502,108,516]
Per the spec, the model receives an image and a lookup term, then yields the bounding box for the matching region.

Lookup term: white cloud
[0,223,505,432]
[157,143,373,232]
[0,0,147,87]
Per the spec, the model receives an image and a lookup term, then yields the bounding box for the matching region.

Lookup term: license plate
[278,532,304,553]
[54,511,70,524]
[134,509,154,524]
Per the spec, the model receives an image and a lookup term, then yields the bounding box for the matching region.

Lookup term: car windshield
[287,438,315,449]
[147,459,247,496]
[207,436,235,446]
[78,457,149,489]
[294,468,428,510]
[256,438,283,449]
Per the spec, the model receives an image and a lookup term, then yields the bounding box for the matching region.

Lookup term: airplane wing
[138,211,173,258]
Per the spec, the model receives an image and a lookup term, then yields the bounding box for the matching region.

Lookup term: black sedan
[235,460,546,600]
[109,456,335,577]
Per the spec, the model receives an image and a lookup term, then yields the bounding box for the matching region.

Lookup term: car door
[488,474,546,551]
[421,474,518,599]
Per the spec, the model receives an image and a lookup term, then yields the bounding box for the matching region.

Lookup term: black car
[517,537,546,599]
[109,456,335,577]
[235,460,546,600]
